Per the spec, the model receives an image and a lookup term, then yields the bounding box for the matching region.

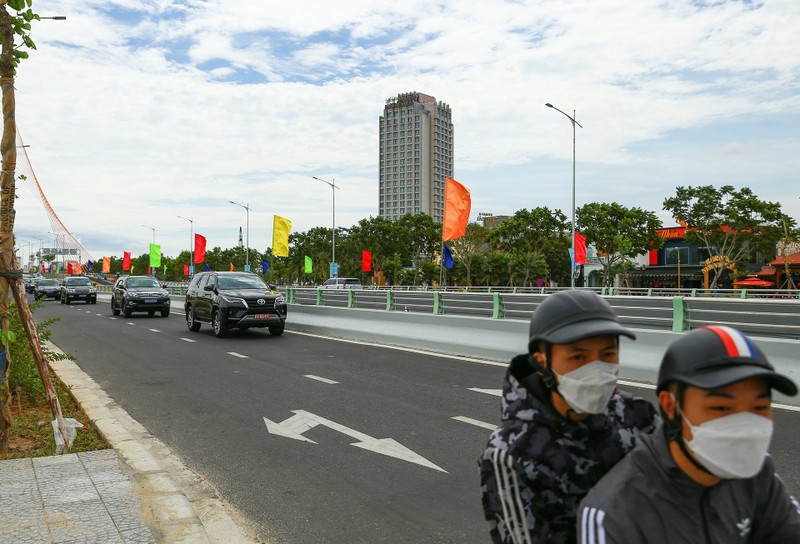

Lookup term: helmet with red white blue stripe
[657,326,797,396]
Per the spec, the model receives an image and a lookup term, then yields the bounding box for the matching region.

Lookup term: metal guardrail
[286,287,800,340]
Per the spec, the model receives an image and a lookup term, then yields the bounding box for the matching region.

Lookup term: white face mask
[553,361,619,414]
[683,411,773,479]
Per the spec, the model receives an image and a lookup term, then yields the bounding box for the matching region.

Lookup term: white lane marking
[286,330,508,367]
[85,311,92,313]
[126,322,135,326]
[264,410,447,472]
[110,317,117,320]
[180,338,196,343]
[304,375,339,385]
[96,314,103,316]
[228,352,249,359]
[469,388,502,397]
[452,416,496,430]
[148,329,161,333]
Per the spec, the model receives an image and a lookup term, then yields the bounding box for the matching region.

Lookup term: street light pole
[142,225,156,244]
[229,201,251,269]
[177,216,194,273]
[546,103,583,289]
[312,176,340,276]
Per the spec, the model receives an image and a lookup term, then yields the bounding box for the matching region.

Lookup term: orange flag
[442,177,471,241]
[229,262,234,271]
[102,257,111,273]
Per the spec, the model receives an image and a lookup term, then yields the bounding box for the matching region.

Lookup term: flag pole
[439,240,444,288]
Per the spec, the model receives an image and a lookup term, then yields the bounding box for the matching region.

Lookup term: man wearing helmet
[479,290,659,544]
[578,325,800,543]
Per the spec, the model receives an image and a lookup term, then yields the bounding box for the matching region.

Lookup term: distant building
[378,92,454,222]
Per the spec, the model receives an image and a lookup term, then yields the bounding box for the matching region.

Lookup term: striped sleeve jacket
[479,354,658,544]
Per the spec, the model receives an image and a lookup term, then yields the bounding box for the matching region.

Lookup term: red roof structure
[768,252,800,266]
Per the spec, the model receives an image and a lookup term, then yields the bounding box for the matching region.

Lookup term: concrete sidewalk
[0,341,262,544]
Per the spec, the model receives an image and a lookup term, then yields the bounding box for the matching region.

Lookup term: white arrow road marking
[452,416,496,430]
[180,338,196,343]
[468,388,502,397]
[228,352,249,359]
[263,410,447,473]
[149,329,161,333]
[304,375,339,384]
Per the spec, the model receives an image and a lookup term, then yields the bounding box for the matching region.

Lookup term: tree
[577,202,663,287]
[663,185,786,289]
[447,222,487,286]
[0,1,70,454]
[487,208,570,286]
[395,213,440,285]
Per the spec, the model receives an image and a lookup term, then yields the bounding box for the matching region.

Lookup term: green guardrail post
[286,287,296,304]
[647,288,653,297]
[540,287,545,295]
[433,291,444,314]
[609,287,615,296]
[347,289,356,308]
[672,296,690,332]
[386,290,395,311]
[316,287,324,306]
[492,292,505,319]
[690,288,697,298]
[601,287,607,296]
[740,288,748,299]
[512,286,518,294]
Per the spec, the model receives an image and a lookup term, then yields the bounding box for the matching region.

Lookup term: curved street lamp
[312,176,340,276]
[229,201,252,270]
[177,215,194,273]
[546,103,583,289]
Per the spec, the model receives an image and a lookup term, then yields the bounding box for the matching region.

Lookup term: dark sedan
[33,278,61,300]
[111,275,171,317]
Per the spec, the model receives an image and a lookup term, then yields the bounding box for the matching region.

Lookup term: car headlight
[127,292,139,299]
[274,295,286,304]
[67,288,76,293]
[220,295,246,306]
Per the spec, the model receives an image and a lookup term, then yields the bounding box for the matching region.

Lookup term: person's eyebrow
[704,391,735,399]
[567,341,618,352]
[756,391,771,399]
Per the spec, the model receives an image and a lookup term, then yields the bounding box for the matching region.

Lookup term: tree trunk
[0,4,69,454]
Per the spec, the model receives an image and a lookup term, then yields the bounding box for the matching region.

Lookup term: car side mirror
[161,283,167,289]
[203,284,214,291]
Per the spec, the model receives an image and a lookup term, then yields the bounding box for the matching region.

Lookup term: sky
[10,0,800,265]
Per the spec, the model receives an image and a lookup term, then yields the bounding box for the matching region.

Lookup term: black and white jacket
[479,354,658,544]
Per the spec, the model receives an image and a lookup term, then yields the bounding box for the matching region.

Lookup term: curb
[46,340,261,544]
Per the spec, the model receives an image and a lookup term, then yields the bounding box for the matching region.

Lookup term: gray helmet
[528,290,635,353]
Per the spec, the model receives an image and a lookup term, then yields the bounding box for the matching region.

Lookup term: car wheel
[186,306,200,332]
[269,323,285,336]
[161,308,170,318]
[123,300,132,318]
[212,309,229,338]
[60,295,65,304]
[111,298,120,316]
[65,297,71,305]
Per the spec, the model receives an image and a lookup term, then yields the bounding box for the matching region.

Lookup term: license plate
[254,314,271,319]
[78,294,87,298]
[144,299,157,304]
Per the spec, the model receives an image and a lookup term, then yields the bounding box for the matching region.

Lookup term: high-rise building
[378,92,454,222]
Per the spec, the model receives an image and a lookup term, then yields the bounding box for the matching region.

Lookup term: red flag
[442,177,471,241]
[229,262,234,271]
[361,250,372,272]
[67,262,73,274]
[184,264,189,276]
[122,251,131,271]
[147,266,151,275]
[194,234,207,263]
[41,263,45,274]
[574,231,587,265]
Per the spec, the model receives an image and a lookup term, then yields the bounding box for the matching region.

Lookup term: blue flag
[205,263,210,271]
[262,259,270,274]
[443,243,454,269]
[87,260,93,270]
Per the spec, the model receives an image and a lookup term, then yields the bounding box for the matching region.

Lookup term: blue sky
[11,0,800,263]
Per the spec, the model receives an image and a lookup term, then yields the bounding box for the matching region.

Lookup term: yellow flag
[272,215,292,257]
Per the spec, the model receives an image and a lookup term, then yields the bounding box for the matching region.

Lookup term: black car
[111,275,171,317]
[184,271,287,338]
[60,275,97,304]
[27,276,42,294]
[33,278,61,300]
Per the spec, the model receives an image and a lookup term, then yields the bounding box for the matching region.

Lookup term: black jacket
[578,425,800,543]
[479,354,659,544]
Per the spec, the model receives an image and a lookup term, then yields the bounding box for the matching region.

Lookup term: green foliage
[663,185,787,288]
[577,202,663,287]
[6,299,73,401]
[0,1,40,73]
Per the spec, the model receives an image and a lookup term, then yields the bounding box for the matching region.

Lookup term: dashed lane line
[149,329,161,333]
[452,416,496,430]
[304,375,339,385]
[126,322,135,326]
[227,352,249,359]
[180,338,196,343]
[468,388,502,397]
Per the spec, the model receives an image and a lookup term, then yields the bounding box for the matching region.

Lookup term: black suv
[111,275,171,317]
[60,275,97,304]
[184,271,287,337]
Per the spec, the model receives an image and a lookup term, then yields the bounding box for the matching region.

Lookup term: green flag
[149,244,161,268]
[304,256,312,274]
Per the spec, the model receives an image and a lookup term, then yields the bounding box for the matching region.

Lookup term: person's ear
[531,351,546,366]
[658,390,676,418]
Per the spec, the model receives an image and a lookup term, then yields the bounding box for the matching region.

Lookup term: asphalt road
[32,296,800,543]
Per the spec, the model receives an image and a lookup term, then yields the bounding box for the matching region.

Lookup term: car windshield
[39,280,57,286]
[67,278,92,286]
[127,277,161,288]
[217,274,267,290]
